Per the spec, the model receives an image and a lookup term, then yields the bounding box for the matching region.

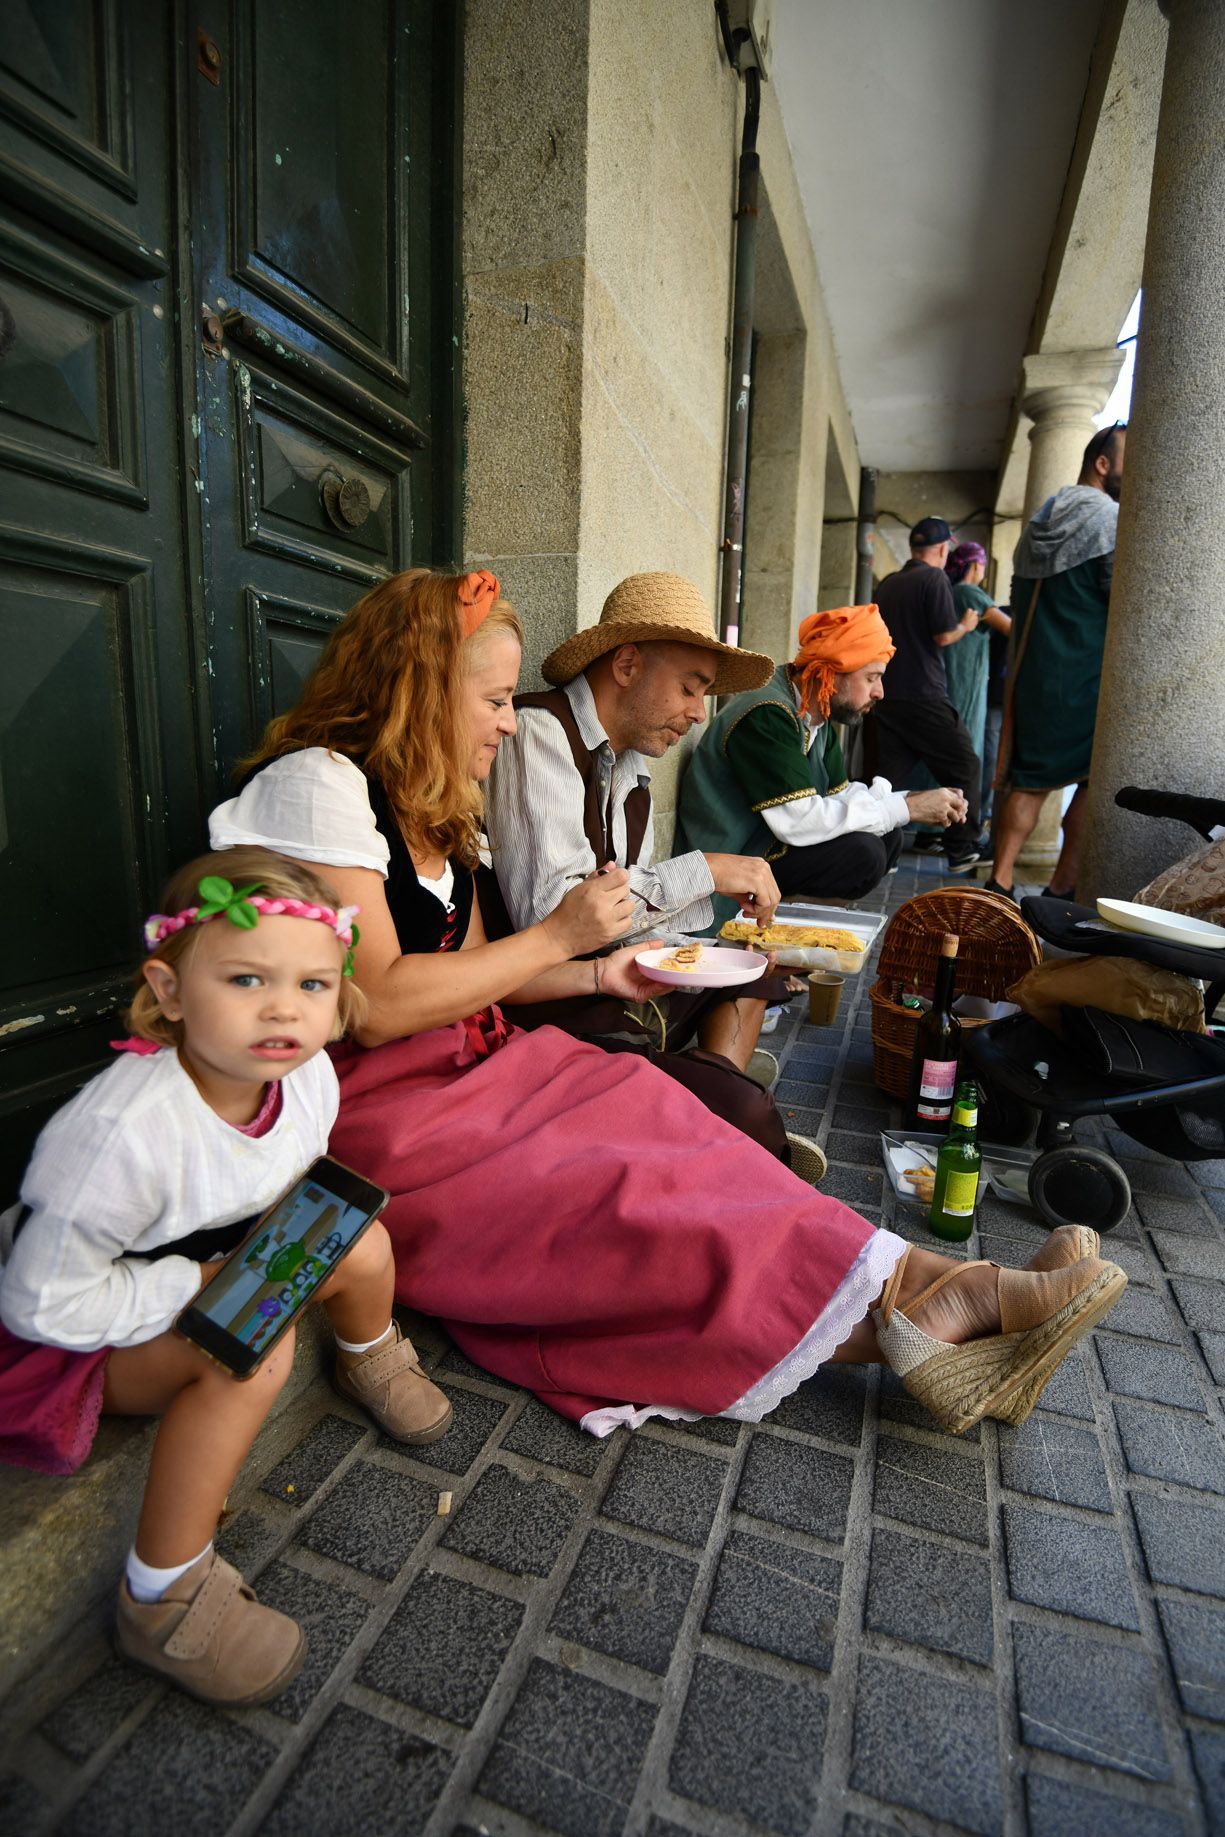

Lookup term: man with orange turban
[678,605,967,925]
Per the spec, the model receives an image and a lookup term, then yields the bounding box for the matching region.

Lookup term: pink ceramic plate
[635,944,769,990]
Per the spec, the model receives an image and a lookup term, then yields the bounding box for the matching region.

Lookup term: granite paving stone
[850,1652,1002,1835]
[767,1362,868,1445]
[442,1462,581,1577]
[255,1559,371,1721]
[1190,1725,1225,1830]
[1121,1159,1197,1198]
[65,1693,276,1837]
[833,1102,892,1135]
[735,1432,854,1540]
[40,1655,155,1763]
[501,1397,610,1473]
[215,1506,283,1573]
[1157,1596,1225,1722]
[874,1432,989,1544]
[478,1659,656,1837]
[0,1777,47,1831]
[1131,1491,1225,1596]
[1198,1329,1225,1384]
[819,1165,885,1209]
[1030,1343,1096,1419]
[1012,1621,1170,1780]
[1004,1502,1140,1629]
[1094,1333,1205,1410]
[665,1412,741,1445]
[360,1568,523,1724]
[1151,1229,1225,1278]
[669,1653,826,1836]
[1169,1274,1218,1332]
[864,1524,993,1664]
[777,1104,827,1136]
[1135,1191,1220,1235]
[1114,1398,1225,1492]
[386,1386,509,1473]
[294,1459,437,1581]
[997,1414,1113,1511]
[549,1528,698,1675]
[703,1528,842,1669]
[601,1434,726,1547]
[262,1704,452,1837]
[437,1345,515,1385]
[1103,1283,1183,1342]
[1025,1771,1185,1835]
[260,1413,365,1506]
[825,1128,880,1165]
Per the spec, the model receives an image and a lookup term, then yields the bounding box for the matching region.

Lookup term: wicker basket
[870,888,1041,1098]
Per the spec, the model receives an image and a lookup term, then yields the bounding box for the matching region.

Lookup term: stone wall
[461,0,857,851]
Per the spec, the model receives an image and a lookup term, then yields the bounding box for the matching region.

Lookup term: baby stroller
[965,787,1225,1233]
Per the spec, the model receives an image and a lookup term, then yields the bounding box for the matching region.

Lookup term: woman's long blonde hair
[243,569,520,865]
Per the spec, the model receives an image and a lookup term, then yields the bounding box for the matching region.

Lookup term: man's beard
[1105,470,1123,502]
[828,695,870,726]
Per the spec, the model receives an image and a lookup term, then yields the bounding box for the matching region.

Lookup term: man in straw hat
[678,605,968,925]
[483,572,821,1175]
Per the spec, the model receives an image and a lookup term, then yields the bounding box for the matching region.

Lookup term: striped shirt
[484,675,715,941]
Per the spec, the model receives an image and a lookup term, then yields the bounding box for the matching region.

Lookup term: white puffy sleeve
[209,749,390,876]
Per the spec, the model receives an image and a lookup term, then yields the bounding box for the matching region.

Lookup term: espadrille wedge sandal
[998,1225,1104,1423]
[874,1248,1126,1436]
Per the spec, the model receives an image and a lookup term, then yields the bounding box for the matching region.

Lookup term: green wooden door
[0,1,456,1198]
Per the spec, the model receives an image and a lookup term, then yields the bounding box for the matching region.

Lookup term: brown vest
[479,688,651,940]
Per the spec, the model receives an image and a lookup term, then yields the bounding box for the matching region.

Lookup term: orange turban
[457,569,501,636]
[793,604,895,721]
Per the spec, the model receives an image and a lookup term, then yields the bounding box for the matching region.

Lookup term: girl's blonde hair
[125,846,367,1047]
[242,569,522,867]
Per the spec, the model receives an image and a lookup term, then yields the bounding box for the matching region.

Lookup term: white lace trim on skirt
[579,1227,908,1437]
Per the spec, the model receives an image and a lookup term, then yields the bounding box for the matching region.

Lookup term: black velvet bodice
[363,775,473,956]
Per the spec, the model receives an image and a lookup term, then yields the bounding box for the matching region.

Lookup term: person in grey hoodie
[985,423,1126,900]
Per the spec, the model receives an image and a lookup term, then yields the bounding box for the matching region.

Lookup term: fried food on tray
[658,941,703,972]
[720,920,866,952]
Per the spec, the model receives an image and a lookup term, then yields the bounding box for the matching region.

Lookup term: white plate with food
[635,943,769,989]
[1096,898,1225,950]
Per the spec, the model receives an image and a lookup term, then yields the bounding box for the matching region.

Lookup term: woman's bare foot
[899,1254,1002,1346]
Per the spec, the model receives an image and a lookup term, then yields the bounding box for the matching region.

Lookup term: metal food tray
[880,1129,1040,1207]
[757,903,886,976]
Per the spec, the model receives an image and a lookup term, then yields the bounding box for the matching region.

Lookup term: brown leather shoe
[333,1322,453,1443]
[115,1550,305,1706]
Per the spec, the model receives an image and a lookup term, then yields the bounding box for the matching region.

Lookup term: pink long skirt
[329,1015,875,1425]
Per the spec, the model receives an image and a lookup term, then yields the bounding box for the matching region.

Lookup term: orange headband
[794,604,895,721]
[457,569,501,637]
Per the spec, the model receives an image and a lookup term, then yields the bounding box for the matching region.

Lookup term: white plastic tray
[880,1129,1040,1207]
[751,902,886,976]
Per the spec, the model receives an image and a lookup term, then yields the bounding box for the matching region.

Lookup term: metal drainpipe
[855,465,878,603]
[717,64,761,646]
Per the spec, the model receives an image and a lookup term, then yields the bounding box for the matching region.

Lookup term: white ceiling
[770,0,1107,473]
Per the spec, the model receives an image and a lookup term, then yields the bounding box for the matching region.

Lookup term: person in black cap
[869,516,984,872]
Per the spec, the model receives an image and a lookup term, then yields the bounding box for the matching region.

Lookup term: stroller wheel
[1028,1145,1132,1234]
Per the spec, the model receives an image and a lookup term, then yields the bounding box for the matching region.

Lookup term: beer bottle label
[952,1102,977,1128]
[917,1059,956,1119]
[940,1170,979,1217]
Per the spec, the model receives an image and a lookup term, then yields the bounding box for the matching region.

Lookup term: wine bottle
[907,931,961,1129]
[928,1079,983,1241]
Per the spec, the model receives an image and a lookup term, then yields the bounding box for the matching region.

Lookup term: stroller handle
[1116,785,1225,839]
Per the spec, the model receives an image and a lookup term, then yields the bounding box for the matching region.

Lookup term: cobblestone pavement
[3,855,1225,1835]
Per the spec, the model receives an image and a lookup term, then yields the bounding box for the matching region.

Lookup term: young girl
[0,847,450,1707]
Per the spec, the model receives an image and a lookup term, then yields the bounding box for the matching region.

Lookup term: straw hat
[540,573,775,696]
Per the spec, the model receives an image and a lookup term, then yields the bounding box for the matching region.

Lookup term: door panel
[0,0,135,198]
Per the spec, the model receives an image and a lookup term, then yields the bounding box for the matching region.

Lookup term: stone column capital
[1020,347,1126,427]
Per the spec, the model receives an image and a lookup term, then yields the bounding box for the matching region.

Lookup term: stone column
[1019,349,1125,524]
[1006,348,1123,879]
[1081,0,1225,897]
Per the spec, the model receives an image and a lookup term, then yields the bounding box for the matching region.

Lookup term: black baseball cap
[909,516,953,546]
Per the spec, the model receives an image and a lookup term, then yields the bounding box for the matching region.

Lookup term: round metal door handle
[319,468,372,531]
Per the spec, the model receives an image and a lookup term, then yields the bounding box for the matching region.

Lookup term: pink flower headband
[144,876,361,976]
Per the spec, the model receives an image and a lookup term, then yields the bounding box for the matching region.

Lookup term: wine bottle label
[952,1103,977,1128]
[917,1059,956,1119]
[939,1170,979,1218]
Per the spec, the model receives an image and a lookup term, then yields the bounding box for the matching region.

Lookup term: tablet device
[176,1156,389,1377]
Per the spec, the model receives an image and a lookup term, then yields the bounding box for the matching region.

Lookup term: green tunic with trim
[677,664,846,931]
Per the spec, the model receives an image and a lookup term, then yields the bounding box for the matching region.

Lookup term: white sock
[126,1540,213,1604]
[335,1321,394,1356]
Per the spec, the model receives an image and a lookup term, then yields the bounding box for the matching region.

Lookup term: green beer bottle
[928,1079,982,1242]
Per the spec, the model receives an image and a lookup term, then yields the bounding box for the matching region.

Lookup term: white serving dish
[879,1129,1039,1207]
[1096,898,1225,950]
[636,944,768,990]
